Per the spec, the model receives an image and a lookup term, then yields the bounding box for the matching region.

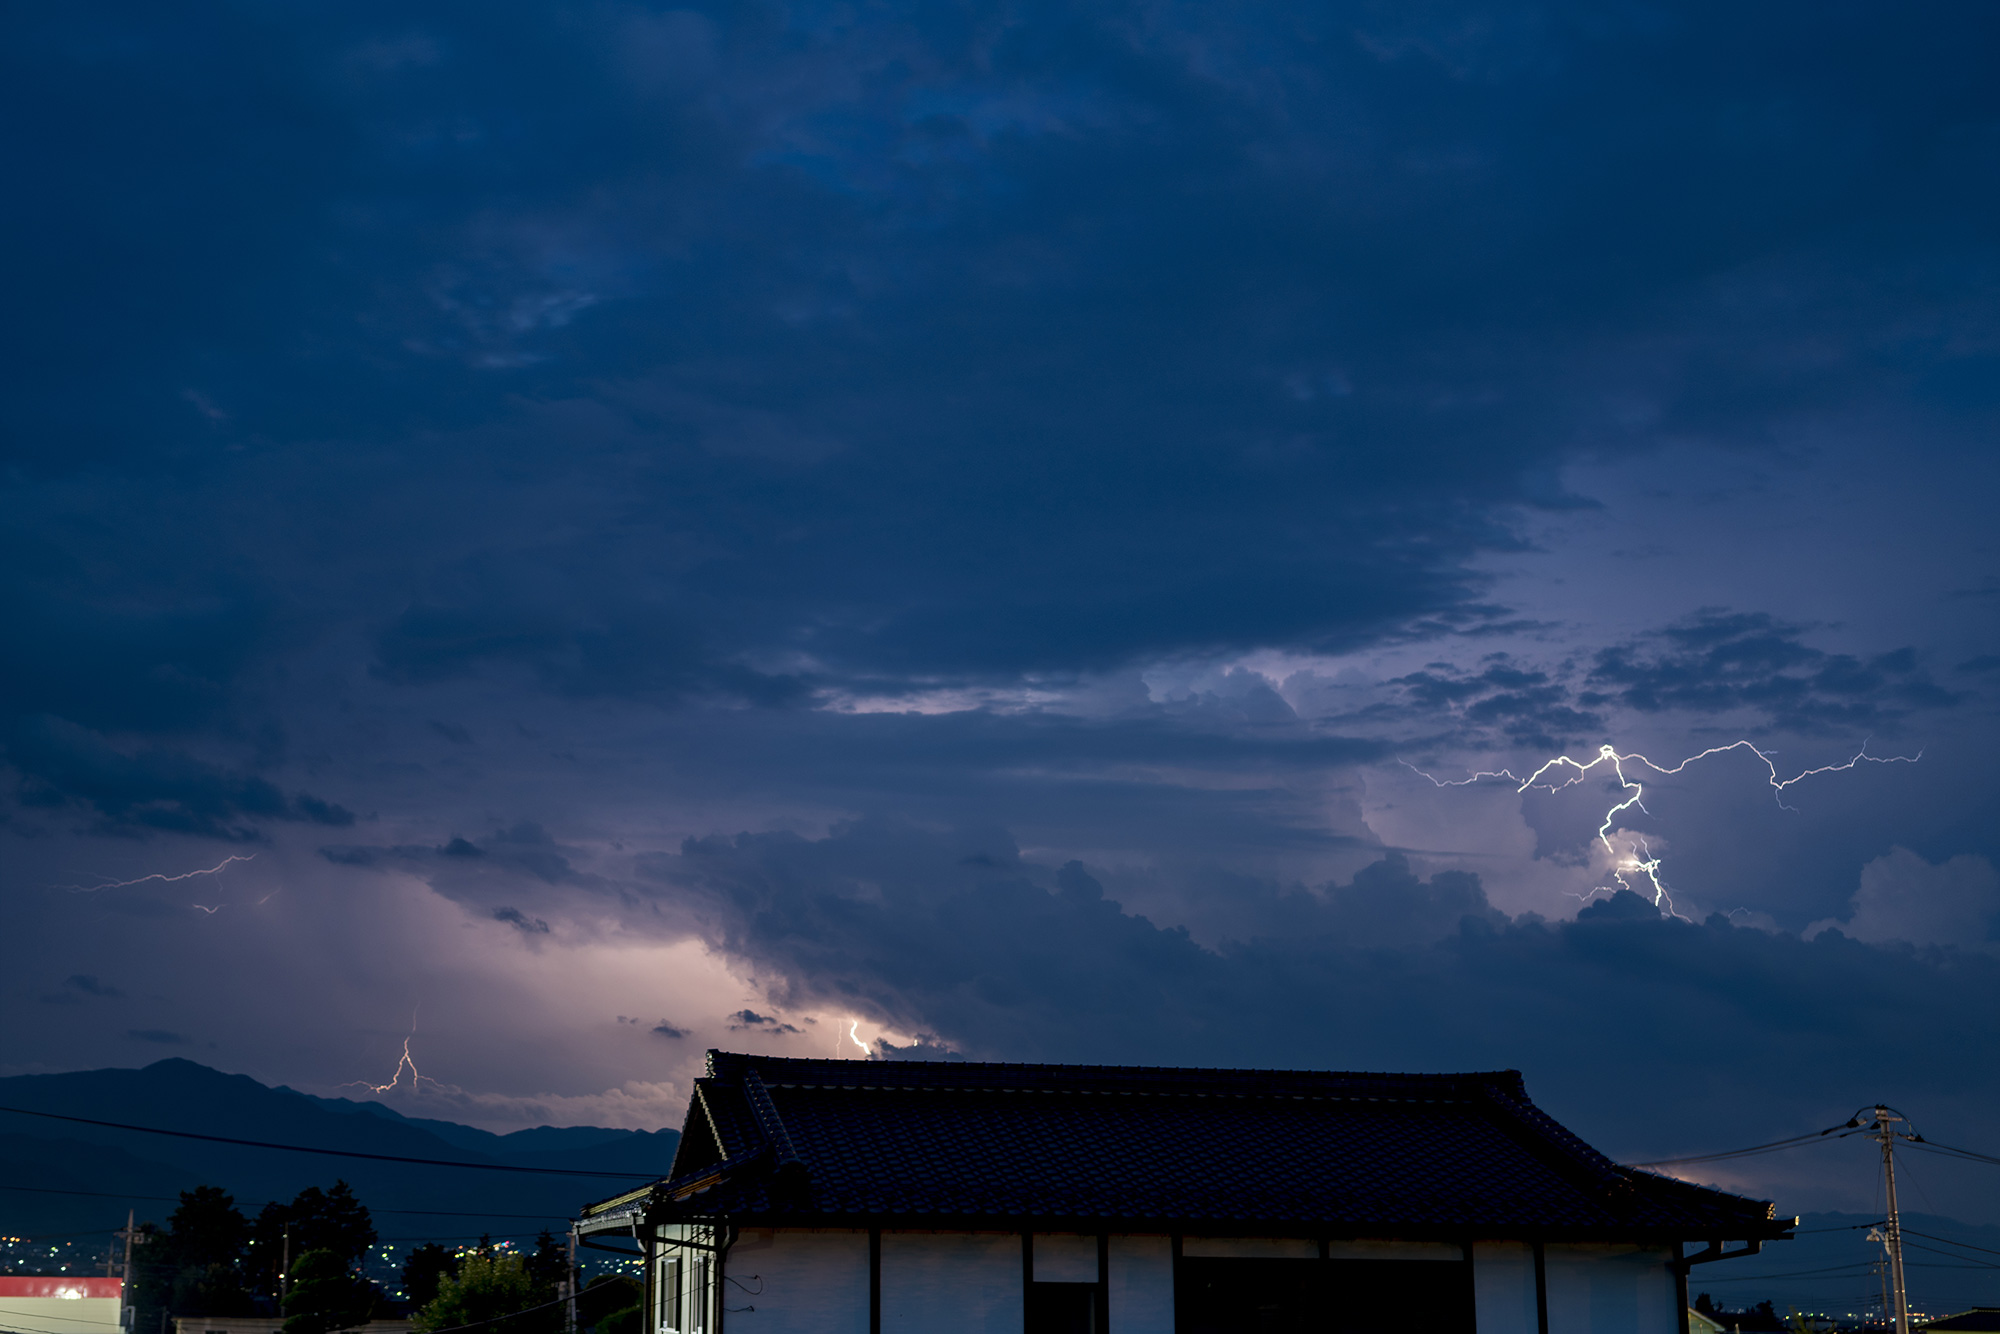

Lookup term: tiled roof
[582,1050,1787,1240]
[1927,1311,2000,1332]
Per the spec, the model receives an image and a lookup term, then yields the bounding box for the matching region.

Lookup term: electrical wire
[1788,1221,1885,1236]
[0,1310,125,1331]
[418,1290,572,1334]
[1901,1228,2000,1260]
[1898,1239,2000,1269]
[1905,1138,2000,1170]
[0,1108,658,1181]
[1626,1121,1861,1168]
[1700,1263,1879,1283]
[0,1184,572,1220]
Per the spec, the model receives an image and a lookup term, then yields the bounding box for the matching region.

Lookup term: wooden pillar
[1532,1239,1549,1334]
[1095,1231,1110,1334]
[868,1228,882,1334]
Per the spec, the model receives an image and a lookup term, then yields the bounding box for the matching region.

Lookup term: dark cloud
[491,907,550,935]
[7,0,1995,714]
[1387,657,1605,750]
[642,819,2000,1173]
[1583,610,1960,730]
[6,714,353,841]
[1382,613,1959,751]
[40,974,126,1005]
[1574,888,1663,923]
[322,822,607,902]
[725,1009,801,1035]
[650,1022,688,1040]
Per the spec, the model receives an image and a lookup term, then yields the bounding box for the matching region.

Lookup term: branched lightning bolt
[1402,739,1919,920]
[342,1008,444,1095]
[57,854,256,893]
[340,1036,443,1094]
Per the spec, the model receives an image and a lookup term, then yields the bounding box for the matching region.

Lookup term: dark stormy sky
[7,1,2000,1225]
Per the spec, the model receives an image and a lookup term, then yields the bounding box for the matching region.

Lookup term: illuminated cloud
[1806,847,2000,947]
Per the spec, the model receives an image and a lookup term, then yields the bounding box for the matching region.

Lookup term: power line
[1705,1260,2000,1284]
[0,1183,572,1219]
[0,1311,125,1331]
[1701,1262,1879,1283]
[1792,1224,1880,1240]
[1905,1138,2000,1170]
[1901,1228,2000,1260]
[421,1291,573,1334]
[1626,1121,1861,1168]
[1898,1239,2000,1269]
[0,1108,658,1181]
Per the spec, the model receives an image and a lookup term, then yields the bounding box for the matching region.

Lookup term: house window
[689,1258,708,1334]
[1026,1281,1098,1334]
[658,1256,681,1333]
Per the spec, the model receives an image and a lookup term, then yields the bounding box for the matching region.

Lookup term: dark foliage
[253,1181,378,1275]
[400,1244,458,1313]
[281,1249,380,1334]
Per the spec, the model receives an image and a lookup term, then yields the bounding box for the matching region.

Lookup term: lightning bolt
[340,1036,443,1094]
[846,1020,870,1057]
[341,1008,443,1095]
[1403,739,1919,919]
[191,903,225,915]
[58,854,256,893]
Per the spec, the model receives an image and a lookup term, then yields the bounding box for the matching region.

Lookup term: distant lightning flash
[59,854,256,893]
[342,1008,444,1095]
[342,1036,442,1094]
[1403,739,1919,920]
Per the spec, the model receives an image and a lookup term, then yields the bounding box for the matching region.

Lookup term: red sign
[0,1278,124,1299]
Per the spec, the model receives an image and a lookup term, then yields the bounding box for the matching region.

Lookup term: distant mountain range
[0,1060,679,1245]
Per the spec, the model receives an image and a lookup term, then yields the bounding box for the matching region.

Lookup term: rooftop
[580,1051,1789,1240]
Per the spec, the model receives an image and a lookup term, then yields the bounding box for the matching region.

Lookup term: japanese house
[575,1051,1789,1333]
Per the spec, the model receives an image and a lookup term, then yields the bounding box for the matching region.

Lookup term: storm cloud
[3,0,1999,1247]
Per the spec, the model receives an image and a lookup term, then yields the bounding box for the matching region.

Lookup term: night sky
[6,2,2000,1230]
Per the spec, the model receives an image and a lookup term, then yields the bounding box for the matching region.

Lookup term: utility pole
[565,1228,578,1334]
[280,1224,291,1308]
[1871,1106,1912,1334]
[118,1210,136,1329]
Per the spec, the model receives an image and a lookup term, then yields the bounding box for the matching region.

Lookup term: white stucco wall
[724,1229,870,1334]
[1106,1235,1173,1334]
[674,1227,1681,1334]
[0,1299,122,1334]
[1472,1239,1682,1334]
[879,1231,1021,1334]
[1473,1240,1540,1334]
[1545,1242,1678,1334]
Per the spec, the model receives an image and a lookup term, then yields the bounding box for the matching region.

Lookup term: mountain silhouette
[0,1060,678,1245]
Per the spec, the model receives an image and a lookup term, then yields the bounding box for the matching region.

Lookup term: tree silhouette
[281,1249,380,1334]
[400,1244,458,1312]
